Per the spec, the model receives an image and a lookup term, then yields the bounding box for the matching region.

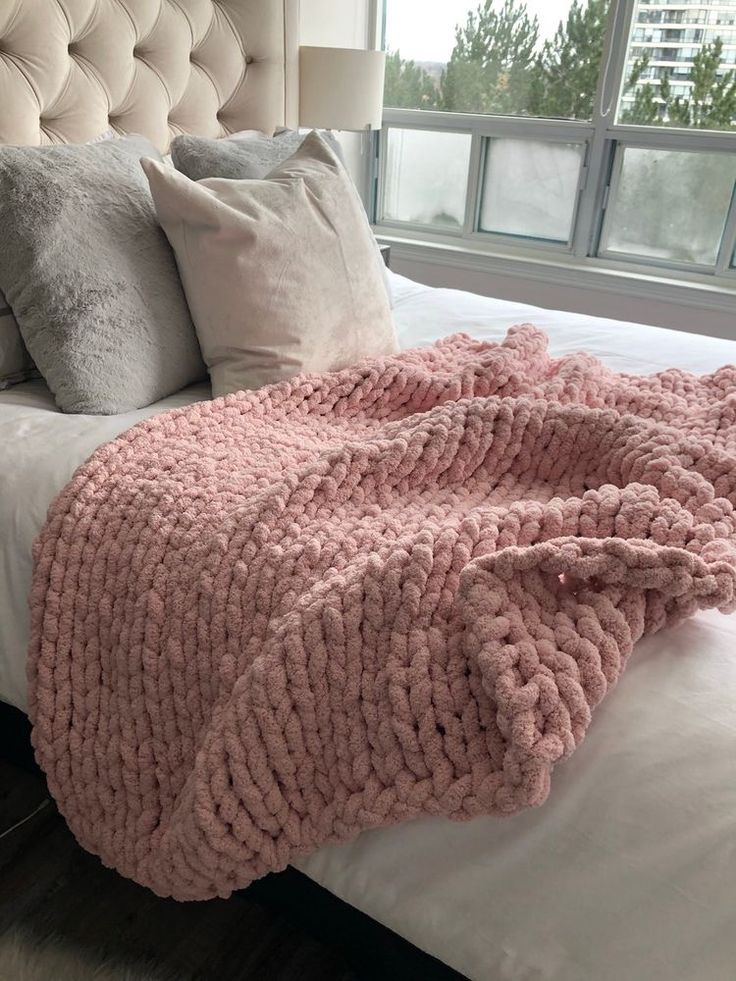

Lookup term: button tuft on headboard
[0,0,295,150]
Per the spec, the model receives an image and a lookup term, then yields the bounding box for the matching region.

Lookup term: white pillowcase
[143,132,398,398]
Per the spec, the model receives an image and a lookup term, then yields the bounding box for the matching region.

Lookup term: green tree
[383,50,439,110]
[669,38,736,129]
[619,53,662,125]
[528,0,609,120]
[622,38,736,129]
[440,0,539,115]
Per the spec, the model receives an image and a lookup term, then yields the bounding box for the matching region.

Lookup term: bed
[2,3,736,980]
[2,272,736,980]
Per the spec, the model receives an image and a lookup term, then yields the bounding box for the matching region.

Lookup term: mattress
[2,272,736,980]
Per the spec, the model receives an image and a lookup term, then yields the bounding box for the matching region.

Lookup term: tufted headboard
[0,0,299,150]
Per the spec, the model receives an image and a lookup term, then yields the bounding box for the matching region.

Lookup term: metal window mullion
[596,248,719,278]
[714,178,736,274]
[370,0,385,50]
[564,143,594,251]
[463,132,484,236]
[570,130,610,260]
[467,228,581,252]
[374,124,390,225]
[572,0,636,258]
[470,118,591,142]
[369,128,381,223]
[607,125,736,153]
[597,144,629,258]
[377,217,465,238]
[381,108,590,142]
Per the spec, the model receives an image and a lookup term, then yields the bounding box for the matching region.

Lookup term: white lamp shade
[299,46,386,131]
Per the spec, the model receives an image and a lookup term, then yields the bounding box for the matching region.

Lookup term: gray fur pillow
[171,129,345,182]
[0,291,37,390]
[0,135,205,414]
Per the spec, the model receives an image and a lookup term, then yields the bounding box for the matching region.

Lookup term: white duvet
[2,272,735,980]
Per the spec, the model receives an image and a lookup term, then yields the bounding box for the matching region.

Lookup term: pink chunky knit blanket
[29,327,736,900]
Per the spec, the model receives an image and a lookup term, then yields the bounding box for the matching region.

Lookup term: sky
[384,0,575,63]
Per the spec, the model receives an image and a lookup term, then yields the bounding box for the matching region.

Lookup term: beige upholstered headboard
[0,0,299,150]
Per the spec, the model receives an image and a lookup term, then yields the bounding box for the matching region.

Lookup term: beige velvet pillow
[143,132,398,398]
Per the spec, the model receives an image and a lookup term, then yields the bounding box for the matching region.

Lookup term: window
[599,147,736,265]
[383,0,611,120]
[375,0,736,280]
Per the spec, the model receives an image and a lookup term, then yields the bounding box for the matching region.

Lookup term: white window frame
[371,0,736,285]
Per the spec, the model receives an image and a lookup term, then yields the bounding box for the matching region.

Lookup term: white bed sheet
[0,380,211,709]
[2,273,736,980]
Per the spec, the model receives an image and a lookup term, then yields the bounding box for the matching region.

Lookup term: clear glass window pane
[479,138,584,243]
[381,128,472,229]
[602,147,736,266]
[618,0,736,130]
[383,0,611,121]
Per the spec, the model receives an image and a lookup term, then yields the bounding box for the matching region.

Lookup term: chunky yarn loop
[28,328,736,899]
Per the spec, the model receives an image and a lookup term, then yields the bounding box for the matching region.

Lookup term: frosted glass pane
[604,148,736,266]
[382,128,471,228]
[479,139,584,243]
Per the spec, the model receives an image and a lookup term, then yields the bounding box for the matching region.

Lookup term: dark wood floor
[0,760,356,980]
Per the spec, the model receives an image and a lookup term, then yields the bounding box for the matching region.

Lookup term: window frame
[372,0,736,283]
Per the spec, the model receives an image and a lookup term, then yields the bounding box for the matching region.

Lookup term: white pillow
[143,132,398,398]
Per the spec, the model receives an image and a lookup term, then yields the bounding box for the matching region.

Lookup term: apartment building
[622,0,736,114]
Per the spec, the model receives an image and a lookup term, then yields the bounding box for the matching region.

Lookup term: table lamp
[299,46,386,131]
